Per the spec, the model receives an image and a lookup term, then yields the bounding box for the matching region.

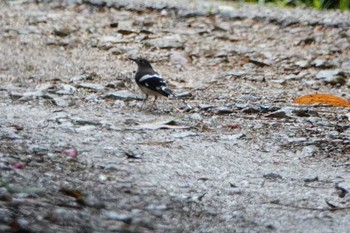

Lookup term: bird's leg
[141,94,148,110]
[151,96,158,110]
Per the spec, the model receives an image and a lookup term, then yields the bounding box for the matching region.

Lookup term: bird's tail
[160,86,173,97]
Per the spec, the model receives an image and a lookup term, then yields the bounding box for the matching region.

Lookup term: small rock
[336,182,350,198]
[312,59,333,68]
[346,113,350,122]
[98,174,107,182]
[14,218,30,232]
[43,94,69,107]
[177,9,209,18]
[190,113,202,121]
[10,91,43,100]
[304,177,319,183]
[233,103,248,109]
[0,208,13,224]
[224,70,246,78]
[35,83,54,92]
[73,118,102,126]
[104,90,143,101]
[342,61,350,73]
[295,60,310,68]
[83,194,105,208]
[145,204,169,211]
[287,137,307,144]
[198,104,215,110]
[7,185,44,195]
[220,133,245,141]
[124,151,143,159]
[266,110,291,119]
[271,79,286,85]
[297,37,315,45]
[99,35,122,44]
[242,106,260,114]
[55,84,76,95]
[77,127,96,135]
[28,15,47,25]
[303,80,320,90]
[85,93,99,102]
[110,47,127,55]
[53,25,76,37]
[35,83,76,95]
[144,35,184,49]
[301,145,318,156]
[266,107,302,119]
[316,70,347,86]
[117,20,134,35]
[265,224,276,230]
[71,72,99,83]
[103,211,133,224]
[263,173,282,180]
[170,51,192,67]
[113,100,125,108]
[77,83,105,91]
[50,208,80,222]
[284,74,301,81]
[260,105,281,113]
[0,187,11,202]
[106,80,126,89]
[0,224,12,233]
[292,109,319,117]
[27,145,49,155]
[214,107,233,115]
[0,127,22,140]
[238,94,260,102]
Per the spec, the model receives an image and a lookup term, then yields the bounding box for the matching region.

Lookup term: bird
[129,57,173,109]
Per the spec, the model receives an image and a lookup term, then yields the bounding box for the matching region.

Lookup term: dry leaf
[293,94,350,107]
[60,188,85,202]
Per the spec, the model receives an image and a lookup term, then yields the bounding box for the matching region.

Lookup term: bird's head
[129,57,153,70]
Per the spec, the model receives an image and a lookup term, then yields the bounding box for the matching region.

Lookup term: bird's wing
[138,74,173,97]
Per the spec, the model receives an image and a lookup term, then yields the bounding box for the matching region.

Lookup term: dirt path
[0,1,350,232]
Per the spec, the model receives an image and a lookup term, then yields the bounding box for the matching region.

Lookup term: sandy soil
[0,0,350,232]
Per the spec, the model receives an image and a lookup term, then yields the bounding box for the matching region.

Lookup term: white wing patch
[139,74,163,83]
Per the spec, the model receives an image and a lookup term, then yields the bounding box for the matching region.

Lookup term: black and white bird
[130,57,173,109]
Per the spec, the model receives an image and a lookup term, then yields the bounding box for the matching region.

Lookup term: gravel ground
[0,0,350,232]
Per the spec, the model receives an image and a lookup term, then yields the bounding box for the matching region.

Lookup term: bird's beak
[129,57,137,62]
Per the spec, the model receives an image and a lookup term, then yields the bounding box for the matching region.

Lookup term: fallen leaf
[60,188,85,204]
[293,94,350,107]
